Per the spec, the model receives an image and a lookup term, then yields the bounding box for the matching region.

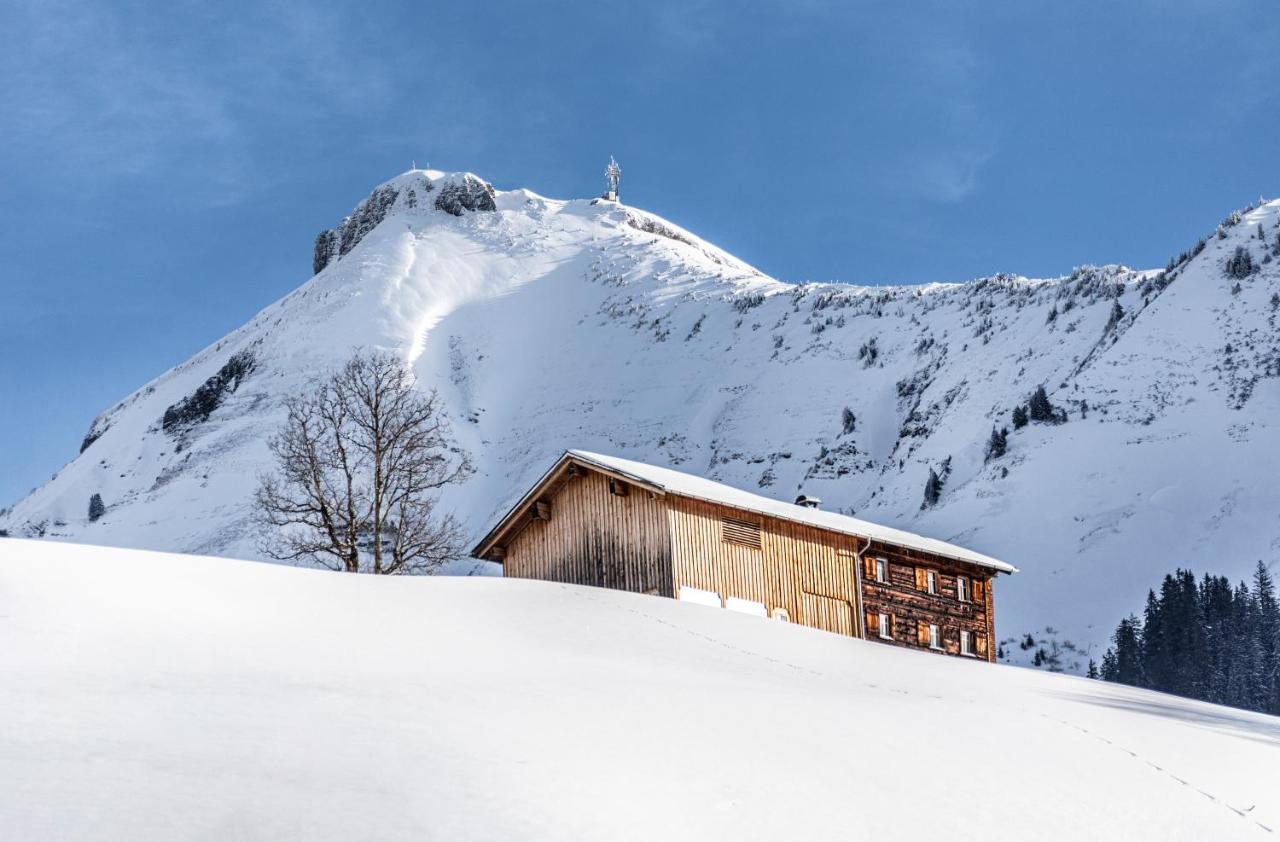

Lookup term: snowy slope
[1,539,1277,841]
[5,169,1280,668]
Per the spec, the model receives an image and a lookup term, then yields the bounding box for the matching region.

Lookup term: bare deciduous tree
[256,350,470,574]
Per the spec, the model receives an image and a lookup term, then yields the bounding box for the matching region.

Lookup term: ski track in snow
[573,583,1275,836]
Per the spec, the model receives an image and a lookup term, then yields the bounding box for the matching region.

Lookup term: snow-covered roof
[476,450,1016,574]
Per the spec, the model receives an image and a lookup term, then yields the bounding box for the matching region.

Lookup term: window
[878,612,893,640]
[957,575,970,603]
[771,607,791,622]
[926,570,938,595]
[862,555,889,584]
[960,630,974,656]
[929,624,942,650]
[721,516,762,549]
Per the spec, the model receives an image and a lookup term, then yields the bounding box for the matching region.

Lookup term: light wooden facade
[473,451,1015,660]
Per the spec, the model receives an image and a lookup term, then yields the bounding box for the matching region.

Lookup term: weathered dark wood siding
[501,469,674,596]
[858,540,995,662]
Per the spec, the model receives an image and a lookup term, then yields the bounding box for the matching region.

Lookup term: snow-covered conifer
[88,493,105,523]
[1105,301,1124,332]
[1225,246,1255,279]
[1028,385,1063,424]
[985,426,1008,462]
[921,468,943,509]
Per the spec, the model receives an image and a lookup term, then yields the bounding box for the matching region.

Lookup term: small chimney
[794,494,822,509]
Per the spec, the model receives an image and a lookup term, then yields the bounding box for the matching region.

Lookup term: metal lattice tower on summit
[604,156,621,202]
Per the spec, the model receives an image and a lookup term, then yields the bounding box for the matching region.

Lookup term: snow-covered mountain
[4,539,1278,840]
[5,168,1280,668]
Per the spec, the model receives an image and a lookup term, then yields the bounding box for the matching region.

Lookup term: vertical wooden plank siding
[498,472,999,661]
[665,497,862,636]
[801,592,855,636]
[502,470,674,596]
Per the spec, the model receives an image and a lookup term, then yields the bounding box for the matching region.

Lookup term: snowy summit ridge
[6,168,1280,669]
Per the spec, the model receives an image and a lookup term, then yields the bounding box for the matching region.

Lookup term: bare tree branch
[255,350,471,574]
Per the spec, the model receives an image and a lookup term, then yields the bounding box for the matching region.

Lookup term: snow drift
[5,169,1280,669]
[0,539,1276,840]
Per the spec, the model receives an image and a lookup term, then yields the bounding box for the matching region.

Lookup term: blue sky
[2,0,1277,505]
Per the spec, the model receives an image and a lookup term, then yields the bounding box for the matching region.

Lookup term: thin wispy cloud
[888,42,997,204]
[641,1,997,204]
[0,0,443,205]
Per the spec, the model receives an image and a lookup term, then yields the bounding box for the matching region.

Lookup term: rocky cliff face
[6,169,1280,671]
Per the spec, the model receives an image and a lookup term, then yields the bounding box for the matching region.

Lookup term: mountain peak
[311,170,499,274]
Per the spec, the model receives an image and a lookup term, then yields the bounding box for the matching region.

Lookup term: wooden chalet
[472,450,1018,661]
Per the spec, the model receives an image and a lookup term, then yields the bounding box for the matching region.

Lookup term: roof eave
[469,451,666,561]
[654,487,1016,575]
[472,450,1018,576]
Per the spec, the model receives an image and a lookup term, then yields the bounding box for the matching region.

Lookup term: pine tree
[1102,614,1143,686]
[87,493,105,523]
[1198,573,1236,705]
[1106,300,1124,331]
[1140,587,1166,690]
[1137,571,1209,699]
[921,468,943,509]
[841,407,856,435]
[1011,405,1029,429]
[985,426,1008,462]
[1087,659,1099,679]
[1028,385,1062,424]
[1251,561,1280,713]
[1225,246,1256,279]
[1103,563,1280,714]
[1170,569,1210,699]
[1230,579,1262,710]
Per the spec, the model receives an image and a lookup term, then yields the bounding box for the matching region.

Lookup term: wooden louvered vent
[721,516,762,549]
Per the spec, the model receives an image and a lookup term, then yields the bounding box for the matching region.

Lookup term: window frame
[926,569,939,595]
[956,575,969,603]
[878,612,893,640]
[960,629,974,656]
[875,557,888,584]
[928,623,942,650]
